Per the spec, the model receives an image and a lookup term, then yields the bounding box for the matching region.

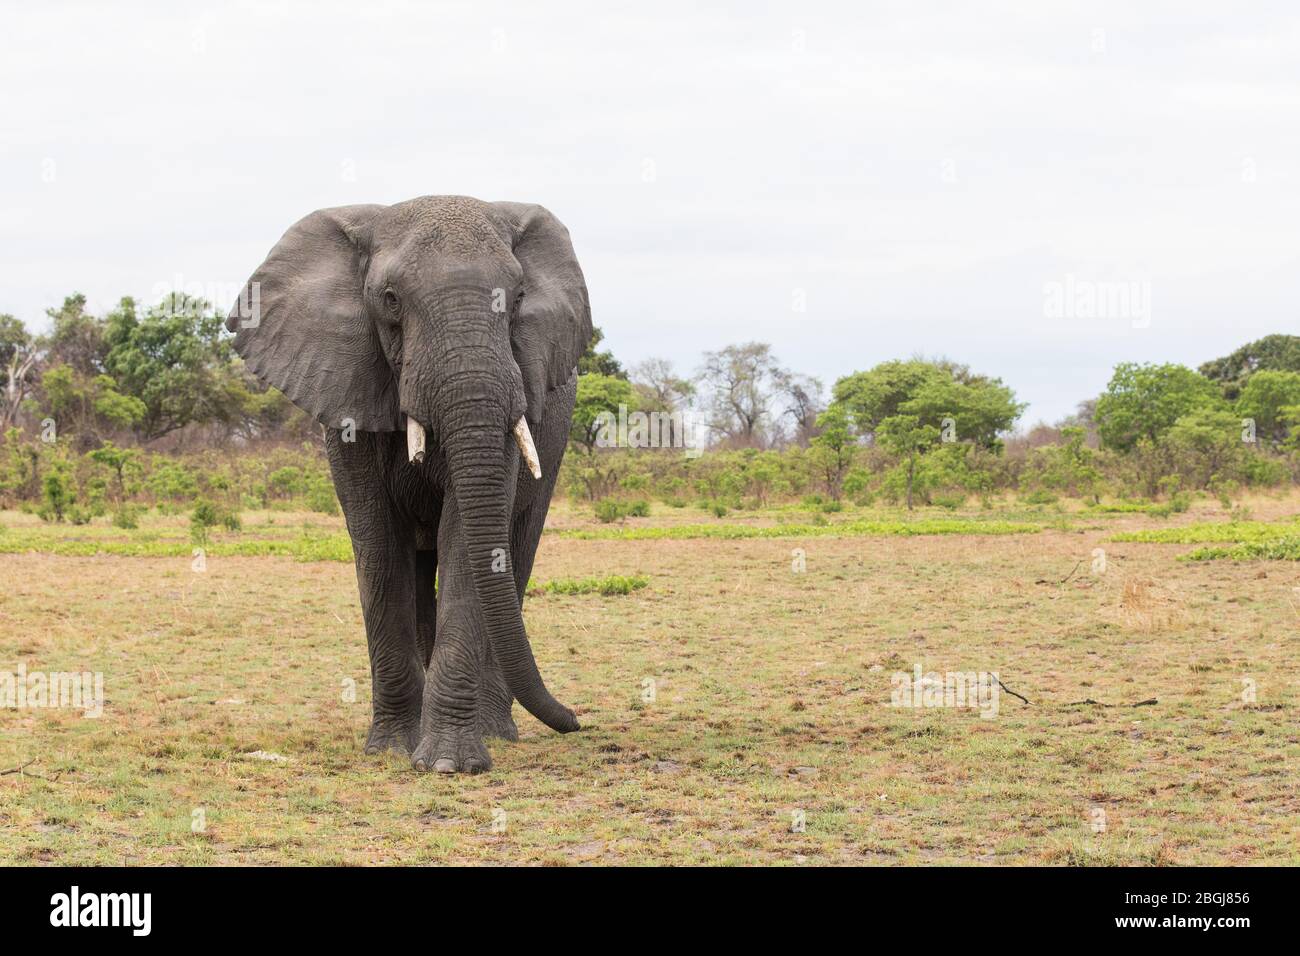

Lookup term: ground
[1,495,1297,865]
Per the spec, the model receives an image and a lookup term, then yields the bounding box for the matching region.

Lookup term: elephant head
[225,196,591,733]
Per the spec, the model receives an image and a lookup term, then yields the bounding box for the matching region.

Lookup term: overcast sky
[4,1,1297,426]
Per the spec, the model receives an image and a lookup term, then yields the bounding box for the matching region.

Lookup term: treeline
[1,291,1298,521]
[570,334,1300,510]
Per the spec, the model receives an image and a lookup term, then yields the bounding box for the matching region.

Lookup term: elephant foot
[479,708,519,742]
[412,722,492,774]
[364,713,420,756]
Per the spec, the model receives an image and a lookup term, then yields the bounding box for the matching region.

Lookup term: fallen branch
[1067,697,1159,708]
[994,677,1031,705]
[1058,559,1084,586]
[0,759,63,782]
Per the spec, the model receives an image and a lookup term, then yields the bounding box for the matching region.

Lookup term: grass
[2,499,1297,865]
[529,574,649,596]
[1112,518,1300,545]
[556,517,1043,541]
[1184,538,1300,562]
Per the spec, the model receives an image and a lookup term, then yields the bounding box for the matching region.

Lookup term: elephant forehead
[383,196,509,257]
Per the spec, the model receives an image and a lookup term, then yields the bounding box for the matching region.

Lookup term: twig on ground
[994,677,1031,705]
[0,759,62,782]
[1058,559,1084,586]
[1067,697,1159,707]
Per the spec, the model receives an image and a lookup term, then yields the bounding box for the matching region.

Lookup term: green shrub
[113,504,143,529]
[594,499,624,523]
[624,499,650,518]
[148,461,199,502]
[305,477,339,515]
[41,470,74,522]
[931,492,964,511]
[67,505,92,525]
[190,499,220,545]
[1021,489,1058,506]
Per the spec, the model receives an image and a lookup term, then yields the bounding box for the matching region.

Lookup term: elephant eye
[383,290,400,316]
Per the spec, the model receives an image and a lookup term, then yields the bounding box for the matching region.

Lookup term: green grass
[1112,518,1300,545]
[0,527,355,562]
[556,517,1042,541]
[528,574,649,596]
[1089,501,1164,514]
[1183,537,1300,561]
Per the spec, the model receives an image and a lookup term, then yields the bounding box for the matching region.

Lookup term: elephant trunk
[441,403,579,734]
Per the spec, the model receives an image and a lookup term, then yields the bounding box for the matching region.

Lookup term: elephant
[225,195,592,773]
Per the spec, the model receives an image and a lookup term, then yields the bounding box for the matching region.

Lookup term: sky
[3,1,1298,426]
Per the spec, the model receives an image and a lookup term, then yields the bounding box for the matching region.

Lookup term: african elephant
[226,195,592,773]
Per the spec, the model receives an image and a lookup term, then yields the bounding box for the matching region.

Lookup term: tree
[578,326,625,379]
[1094,362,1224,452]
[697,342,789,448]
[809,403,856,500]
[570,373,640,453]
[831,358,1023,448]
[876,414,940,510]
[88,441,141,502]
[1166,407,1247,488]
[1199,334,1300,400]
[102,294,245,441]
[40,365,145,445]
[831,360,940,436]
[630,357,695,449]
[1236,370,1300,446]
[775,371,824,446]
[45,294,106,375]
[0,314,41,428]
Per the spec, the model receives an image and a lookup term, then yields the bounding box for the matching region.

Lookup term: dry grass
[1,497,1297,865]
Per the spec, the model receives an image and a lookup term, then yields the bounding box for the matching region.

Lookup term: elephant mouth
[404,414,541,481]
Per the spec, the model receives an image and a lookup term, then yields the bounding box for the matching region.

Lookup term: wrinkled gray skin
[226,196,592,773]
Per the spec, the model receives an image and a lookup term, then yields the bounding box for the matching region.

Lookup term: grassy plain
[1,494,1297,865]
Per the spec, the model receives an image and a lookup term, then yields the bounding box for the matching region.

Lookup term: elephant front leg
[413,495,496,773]
[413,588,493,773]
[354,547,425,756]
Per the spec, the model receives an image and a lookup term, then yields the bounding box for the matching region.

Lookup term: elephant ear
[493,202,593,426]
[225,204,401,432]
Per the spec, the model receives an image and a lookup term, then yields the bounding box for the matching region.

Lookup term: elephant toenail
[414,758,428,771]
[433,757,457,773]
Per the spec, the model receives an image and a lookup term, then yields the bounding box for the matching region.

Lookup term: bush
[190,499,220,544]
[40,469,75,522]
[112,504,143,529]
[305,476,339,515]
[594,499,624,523]
[625,499,650,518]
[1021,489,1058,506]
[931,492,964,511]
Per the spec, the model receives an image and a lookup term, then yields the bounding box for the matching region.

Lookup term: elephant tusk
[406,417,426,464]
[513,416,542,480]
